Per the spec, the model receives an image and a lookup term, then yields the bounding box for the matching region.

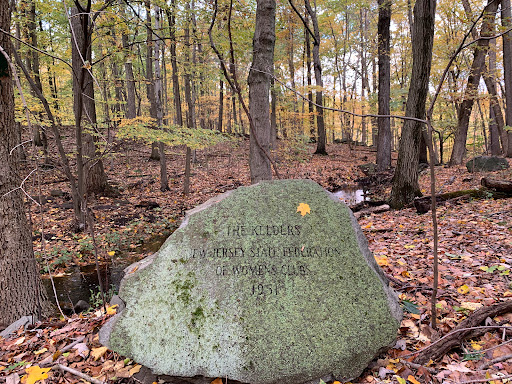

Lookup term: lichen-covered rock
[100,180,402,384]
[466,156,510,172]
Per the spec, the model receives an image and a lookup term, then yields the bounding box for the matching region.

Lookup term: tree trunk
[271,75,277,146]
[360,7,368,146]
[70,5,108,198]
[305,0,327,155]
[450,0,500,165]
[305,13,315,140]
[154,6,169,191]
[377,0,392,171]
[287,11,298,136]
[502,0,512,144]
[0,3,50,328]
[218,76,224,132]
[167,0,183,127]
[248,0,275,183]
[121,4,136,119]
[390,0,436,209]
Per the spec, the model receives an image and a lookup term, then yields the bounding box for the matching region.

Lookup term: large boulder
[100,180,402,383]
[466,156,509,172]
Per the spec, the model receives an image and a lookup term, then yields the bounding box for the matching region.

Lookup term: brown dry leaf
[210,379,223,384]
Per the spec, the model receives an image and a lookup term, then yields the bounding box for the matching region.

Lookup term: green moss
[103,180,401,383]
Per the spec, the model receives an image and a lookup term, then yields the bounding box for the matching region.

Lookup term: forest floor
[1,137,512,384]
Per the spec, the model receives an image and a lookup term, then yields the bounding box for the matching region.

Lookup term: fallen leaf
[210,379,223,384]
[107,251,116,256]
[73,343,90,358]
[33,348,47,355]
[296,203,311,216]
[407,375,421,384]
[457,284,470,294]
[21,365,51,384]
[129,364,142,376]
[91,346,108,361]
[460,302,483,311]
[106,305,118,316]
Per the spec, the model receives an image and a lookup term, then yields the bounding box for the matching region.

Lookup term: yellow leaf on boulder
[296,203,311,216]
[106,304,118,316]
[21,365,51,384]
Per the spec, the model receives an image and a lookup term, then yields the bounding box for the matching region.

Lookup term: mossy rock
[466,156,509,172]
[100,180,402,384]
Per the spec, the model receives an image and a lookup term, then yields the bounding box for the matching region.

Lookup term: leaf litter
[1,140,512,383]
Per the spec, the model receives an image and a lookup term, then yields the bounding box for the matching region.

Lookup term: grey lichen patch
[102,180,401,384]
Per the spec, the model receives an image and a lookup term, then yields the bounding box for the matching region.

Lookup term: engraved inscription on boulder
[100,179,402,383]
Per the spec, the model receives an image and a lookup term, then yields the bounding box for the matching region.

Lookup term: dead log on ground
[481,178,512,193]
[354,204,390,218]
[413,189,487,214]
[414,300,512,364]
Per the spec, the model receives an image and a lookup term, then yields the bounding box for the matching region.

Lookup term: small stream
[42,232,170,313]
[332,186,369,206]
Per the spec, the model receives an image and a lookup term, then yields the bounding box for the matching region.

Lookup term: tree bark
[70,5,108,198]
[449,0,500,165]
[121,4,136,119]
[166,0,183,127]
[218,76,224,131]
[0,2,50,328]
[502,0,512,132]
[305,13,315,139]
[377,0,392,170]
[305,0,327,155]
[390,0,436,209]
[248,0,275,183]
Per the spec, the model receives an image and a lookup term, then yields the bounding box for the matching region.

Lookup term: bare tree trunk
[166,0,183,126]
[377,0,391,170]
[360,7,368,146]
[154,6,169,191]
[502,0,512,157]
[0,2,50,327]
[390,0,436,209]
[271,75,277,146]
[218,76,224,132]
[70,5,108,198]
[450,0,500,165]
[121,4,136,119]
[287,10,298,136]
[248,0,276,183]
[145,1,159,161]
[305,13,315,140]
[305,0,327,155]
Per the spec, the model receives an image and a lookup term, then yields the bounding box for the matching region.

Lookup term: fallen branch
[40,336,86,366]
[413,300,512,364]
[354,204,390,218]
[479,353,512,370]
[481,177,512,193]
[413,189,485,214]
[399,358,437,374]
[55,364,105,384]
[458,373,512,383]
